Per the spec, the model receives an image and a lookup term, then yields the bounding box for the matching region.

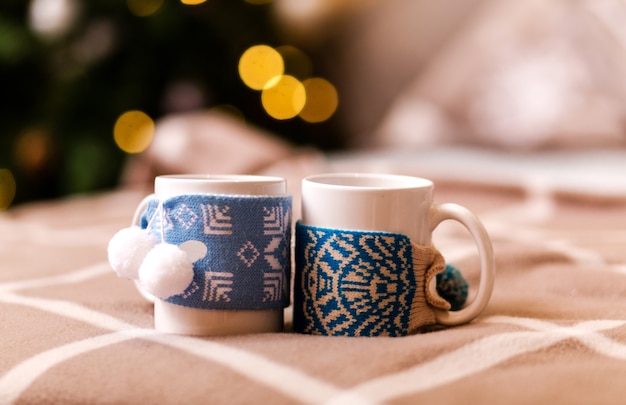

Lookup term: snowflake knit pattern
[294,222,451,337]
[140,194,292,310]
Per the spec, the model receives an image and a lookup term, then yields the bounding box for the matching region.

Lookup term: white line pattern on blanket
[326,316,626,404]
[0,330,156,404]
[0,265,346,404]
[4,261,626,405]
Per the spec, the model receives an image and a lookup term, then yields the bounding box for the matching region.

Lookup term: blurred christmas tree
[0,0,341,207]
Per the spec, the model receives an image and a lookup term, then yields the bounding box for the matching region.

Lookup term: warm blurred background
[2,0,626,210]
[0,0,345,208]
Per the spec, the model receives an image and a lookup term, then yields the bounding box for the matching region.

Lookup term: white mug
[294,173,495,336]
[131,174,291,336]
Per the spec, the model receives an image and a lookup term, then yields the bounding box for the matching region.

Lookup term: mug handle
[132,194,157,303]
[131,194,155,228]
[429,203,495,325]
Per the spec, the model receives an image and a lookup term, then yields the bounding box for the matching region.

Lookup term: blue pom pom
[436,264,469,311]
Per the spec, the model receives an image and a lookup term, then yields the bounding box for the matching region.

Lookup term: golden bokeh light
[261,75,306,120]
[113,110,155,154]
[180,0,207,5]
[299,77,338,123]
[238,45,284,90]
[127,0,164,17]
[0,169,17,211]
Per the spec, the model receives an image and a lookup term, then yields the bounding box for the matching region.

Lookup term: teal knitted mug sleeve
[294,222,431,337]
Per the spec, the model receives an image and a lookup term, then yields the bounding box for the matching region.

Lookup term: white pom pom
[108,226,158,279]
[138,243,194,300]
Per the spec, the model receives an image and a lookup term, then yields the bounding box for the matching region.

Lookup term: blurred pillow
[372,0,626,150]
[277,0,626,150]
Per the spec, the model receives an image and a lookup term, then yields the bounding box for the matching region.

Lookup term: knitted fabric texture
[294,222,450,337]
[140,194,292,310]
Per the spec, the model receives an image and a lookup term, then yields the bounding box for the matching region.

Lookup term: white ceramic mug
[295,173,495,335]
[132,174,291,335]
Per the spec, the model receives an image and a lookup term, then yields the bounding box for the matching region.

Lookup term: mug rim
[303,172,433,190]
[156,174,285,185]
[154,174,287,198]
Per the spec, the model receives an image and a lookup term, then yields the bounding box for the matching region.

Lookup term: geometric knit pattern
[140,194,292,310]
[294,222,449,337]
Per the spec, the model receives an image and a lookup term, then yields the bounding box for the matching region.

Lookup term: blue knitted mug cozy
[293,222,468,337]
[139,194,292,310]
